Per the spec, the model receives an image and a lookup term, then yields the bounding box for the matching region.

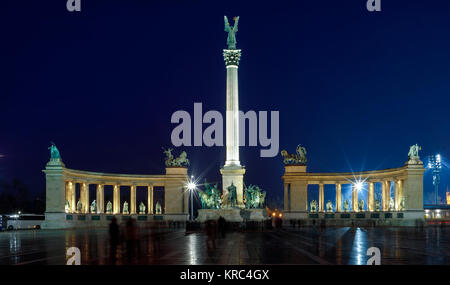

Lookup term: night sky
[2,0,450,207]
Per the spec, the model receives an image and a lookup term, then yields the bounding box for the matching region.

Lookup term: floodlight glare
[187,182,196,191]
[355,182,363,191]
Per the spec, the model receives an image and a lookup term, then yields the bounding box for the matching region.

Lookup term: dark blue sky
[1,0,450,204]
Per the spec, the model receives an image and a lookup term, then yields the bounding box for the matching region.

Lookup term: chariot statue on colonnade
[281,145,307,165]
[163,148,190,167]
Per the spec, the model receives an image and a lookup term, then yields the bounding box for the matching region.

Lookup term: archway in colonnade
[307,184,319,211]
[341,184,352,211]
[324,184,336,211]
[153,186,165,214]
[104,185,114,212]
[88,184,96,210]
[120,186,131,214]
[389,181,395,207]
[75,183,81,211]
[374,182,382,209]
[136,186,148,214]
[359,183,368,211]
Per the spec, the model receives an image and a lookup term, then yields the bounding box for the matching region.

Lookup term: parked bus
[6,214,45,230]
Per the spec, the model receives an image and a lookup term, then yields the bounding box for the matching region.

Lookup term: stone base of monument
[196,208,268,222]
[41,212,73,229]
[282,210,426,227]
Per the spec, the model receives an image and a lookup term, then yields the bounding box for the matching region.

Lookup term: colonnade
[282,162,424,217]
[65,181,156,215]
[308,179,404,212]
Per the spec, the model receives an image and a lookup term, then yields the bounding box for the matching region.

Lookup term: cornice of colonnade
[282,164,410,184]
[60,166,188,186]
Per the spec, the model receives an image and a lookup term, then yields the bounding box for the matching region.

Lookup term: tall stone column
[352,184,358,212]
[113,185,120,214]
[82,182,89,213]
[395,180,402,211]
[130,185,136,215]
[148,184,153,214]
[367,182,374,212]
[319,183,324,212]
[221,48,245,207]
[335,183,342,212]
[96,184,104,214]
[381,181,387,211]
[70,182,76,213]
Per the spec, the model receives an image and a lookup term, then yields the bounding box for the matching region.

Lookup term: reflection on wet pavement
[0,226,449,265]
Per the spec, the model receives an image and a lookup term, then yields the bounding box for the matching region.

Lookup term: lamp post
[186,175,196,221]
[428,154,442,205]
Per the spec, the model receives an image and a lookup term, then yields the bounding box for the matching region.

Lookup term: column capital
[223,49,241,66]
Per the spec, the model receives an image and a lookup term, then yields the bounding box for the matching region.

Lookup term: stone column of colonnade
[69,181,76,213]
[96,184,104,214]
[381,180,387,211]
[148,185,154,214]
[367,182,375,212]
[352,184,358,212]
[318,183,324,212]
[81,182,89,213]
[113,185,120,214]
[395,179,403,211]
[130,185,136,215]
[335,183,342,212]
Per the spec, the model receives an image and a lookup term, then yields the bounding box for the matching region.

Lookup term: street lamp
[428,154,442,205]
[186,175,197,221]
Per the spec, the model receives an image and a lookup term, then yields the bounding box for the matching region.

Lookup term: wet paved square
[0,226,449,265]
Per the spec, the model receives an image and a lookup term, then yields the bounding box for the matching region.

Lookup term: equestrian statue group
[196,180,267,210]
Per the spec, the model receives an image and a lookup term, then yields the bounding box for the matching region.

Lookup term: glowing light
[278,213,282,217]
[185,175,197,191]
[272,213,276,217]
[354,182,363,191]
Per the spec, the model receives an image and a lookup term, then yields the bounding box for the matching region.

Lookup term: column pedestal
[221,165,246,207]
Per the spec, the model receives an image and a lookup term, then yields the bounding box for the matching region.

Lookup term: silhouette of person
[205,220,216,253]
[217,216,226,238]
